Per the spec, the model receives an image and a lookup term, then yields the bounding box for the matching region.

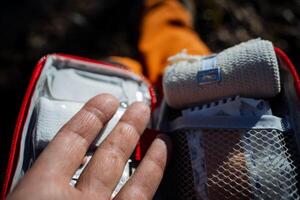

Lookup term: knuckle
[118,121,140,138]
[100,140,127,165]
[147,153,166,172]
[61,129,90,151]
[83,103,107,125]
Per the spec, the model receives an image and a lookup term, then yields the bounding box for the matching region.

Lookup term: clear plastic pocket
[10,56,152,194]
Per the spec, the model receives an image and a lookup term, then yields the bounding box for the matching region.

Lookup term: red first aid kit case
[1,54,157,199]
[2,40,300,199]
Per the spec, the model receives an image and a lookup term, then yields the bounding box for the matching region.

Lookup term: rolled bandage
[163,39,281,109]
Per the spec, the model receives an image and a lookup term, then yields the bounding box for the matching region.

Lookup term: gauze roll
[163,39,281,109]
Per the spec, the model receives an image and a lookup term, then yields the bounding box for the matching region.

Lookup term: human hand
[8,94,171,200]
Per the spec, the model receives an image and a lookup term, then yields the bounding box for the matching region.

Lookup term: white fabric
[34,98,127,151]
[35,97,83,150]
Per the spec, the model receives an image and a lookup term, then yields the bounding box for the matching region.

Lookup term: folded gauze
[34,97,125,152]
[34,97,83,151]
[163,39,281,109]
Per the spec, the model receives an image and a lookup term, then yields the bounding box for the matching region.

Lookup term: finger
[29,94,119,180]
[76,102,150,198]
[114,134,171,200]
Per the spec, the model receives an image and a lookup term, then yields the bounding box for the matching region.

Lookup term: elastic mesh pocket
[165,129,299,200]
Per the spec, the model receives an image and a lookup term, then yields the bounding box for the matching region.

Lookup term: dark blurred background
[1,0,300,185]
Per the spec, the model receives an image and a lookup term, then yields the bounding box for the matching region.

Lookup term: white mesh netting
[167,129,299,200]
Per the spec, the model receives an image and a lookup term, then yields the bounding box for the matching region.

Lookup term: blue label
[197,56,221,85]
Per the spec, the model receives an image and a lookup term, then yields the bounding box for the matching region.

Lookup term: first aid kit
[2,39,300,200]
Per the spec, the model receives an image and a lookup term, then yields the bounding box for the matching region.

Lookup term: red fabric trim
[274,47,300,99]
[135,141,142,161]
[148,86,157,112]
[1,56,47,200]
[137,129,160,160]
